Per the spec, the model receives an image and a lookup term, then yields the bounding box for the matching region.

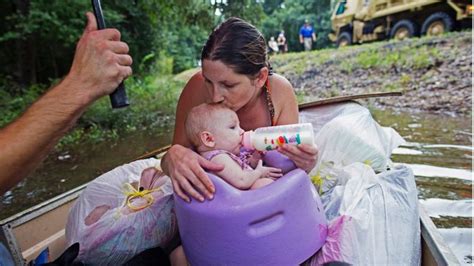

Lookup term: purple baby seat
[174,151,328,265]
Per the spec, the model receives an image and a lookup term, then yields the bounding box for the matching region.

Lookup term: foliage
[0,82,45,128]
[0,0,338,92]
[0,0,342,147]
[260,0,334,52]
[0,0,215,91]
[0,0,88,88]
[55,72,183,147]
[215,0,266,27]
[78,74,183,132]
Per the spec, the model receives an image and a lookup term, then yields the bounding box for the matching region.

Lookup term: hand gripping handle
[91,0,129,108]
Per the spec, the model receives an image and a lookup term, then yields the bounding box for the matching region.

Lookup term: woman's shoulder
[184,70,205,91]
[179,70,207,102]
[268,73,298,124]
[268,74,296,103]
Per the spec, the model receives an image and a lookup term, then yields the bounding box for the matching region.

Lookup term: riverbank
[272,31,472,116]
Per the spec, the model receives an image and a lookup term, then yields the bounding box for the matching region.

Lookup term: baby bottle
[242,123,314,151]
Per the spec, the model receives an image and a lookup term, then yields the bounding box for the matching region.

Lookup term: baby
[185,103,282,190]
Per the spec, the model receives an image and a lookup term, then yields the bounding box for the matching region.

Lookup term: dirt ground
[283,31,472,117]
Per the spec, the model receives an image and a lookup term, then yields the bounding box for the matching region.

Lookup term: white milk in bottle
[242,123,314,151]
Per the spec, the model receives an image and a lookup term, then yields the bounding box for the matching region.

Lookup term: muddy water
[371,109,472,264]
[0,109,471,263]
[0,126,172,220]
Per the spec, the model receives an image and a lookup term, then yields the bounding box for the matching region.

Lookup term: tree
[0,0,216,94]
[262,0,284,15]
[214,0,266,28]
[0,0,337,97]
[260,0,334,52]
[0,0,88,87]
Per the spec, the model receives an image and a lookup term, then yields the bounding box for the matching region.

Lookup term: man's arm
[0,12,132,194]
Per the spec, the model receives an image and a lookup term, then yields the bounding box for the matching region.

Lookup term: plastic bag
[311,163,420,265]
[300,102,363,134]
[66,158,177,265]
[301,102,405,173]
[309,215,358,265]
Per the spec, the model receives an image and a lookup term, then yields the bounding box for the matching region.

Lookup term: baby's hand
[255,160,283,179]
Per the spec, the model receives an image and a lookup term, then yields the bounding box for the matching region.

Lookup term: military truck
[329,0,472,46]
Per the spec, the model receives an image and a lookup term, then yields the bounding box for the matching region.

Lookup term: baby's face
[212,109,244,155]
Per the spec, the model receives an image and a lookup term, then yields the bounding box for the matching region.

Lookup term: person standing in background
[277,31,287,53]
[268,36,279,55]
[299,19,317,51]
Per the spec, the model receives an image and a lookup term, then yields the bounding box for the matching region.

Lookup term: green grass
[271,32,453,76]
[345,44,442,71]
[295,90,306,104]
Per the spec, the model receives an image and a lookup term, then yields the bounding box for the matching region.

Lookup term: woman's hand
[162,144,224,202]
[277,143,318,173]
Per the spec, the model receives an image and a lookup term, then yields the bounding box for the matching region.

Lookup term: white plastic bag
[308,103,405,173]
[313,163,420,265]
[301,102,419,265]
[300,102,363,134]
[66,158,177,265]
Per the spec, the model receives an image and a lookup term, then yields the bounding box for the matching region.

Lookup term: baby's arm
[211,154,282,190]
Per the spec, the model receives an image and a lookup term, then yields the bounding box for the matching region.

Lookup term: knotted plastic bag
[310,163,420,265]
[301,103,419,264]
[66,158,177,265]
[301,102,405,173]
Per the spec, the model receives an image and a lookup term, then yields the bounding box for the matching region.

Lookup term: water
[372,109,472,264]
[0,127,172,219]
[0,108,471,263]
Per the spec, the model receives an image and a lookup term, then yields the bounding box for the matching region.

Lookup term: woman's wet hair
[201,17,268,77]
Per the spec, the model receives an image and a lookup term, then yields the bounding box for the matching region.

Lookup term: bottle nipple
[242,131,253,149]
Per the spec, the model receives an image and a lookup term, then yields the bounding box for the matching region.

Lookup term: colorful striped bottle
[242,123,314,151]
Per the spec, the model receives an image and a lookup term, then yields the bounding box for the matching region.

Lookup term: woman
[161,17,318,203]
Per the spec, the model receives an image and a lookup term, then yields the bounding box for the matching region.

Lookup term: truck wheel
[421,12,454,36]
[390,20,418,40]
[337,32,352,47]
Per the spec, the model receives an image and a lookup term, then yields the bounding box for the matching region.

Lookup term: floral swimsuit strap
[203,150,252,170]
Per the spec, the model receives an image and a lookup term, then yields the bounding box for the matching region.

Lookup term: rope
[122,181,162,211]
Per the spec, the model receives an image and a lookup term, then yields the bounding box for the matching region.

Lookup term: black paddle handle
[91,0,129,108]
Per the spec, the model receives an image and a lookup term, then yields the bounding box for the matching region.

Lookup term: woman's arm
[270,74,319,173]
[160,72,223,202]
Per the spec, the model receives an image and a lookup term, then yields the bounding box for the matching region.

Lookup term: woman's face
[201,59,258,111]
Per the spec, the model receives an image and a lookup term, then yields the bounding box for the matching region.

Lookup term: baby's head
[185,103,244,154]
